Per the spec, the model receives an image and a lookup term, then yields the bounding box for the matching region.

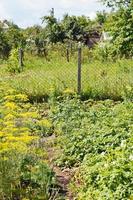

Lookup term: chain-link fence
[10,45,133,101]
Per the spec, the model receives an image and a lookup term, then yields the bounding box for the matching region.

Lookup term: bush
[7,48,20,73]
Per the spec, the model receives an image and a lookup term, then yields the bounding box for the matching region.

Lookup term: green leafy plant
[50,97,133,199]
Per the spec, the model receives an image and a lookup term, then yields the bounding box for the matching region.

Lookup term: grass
[0,53,133,101]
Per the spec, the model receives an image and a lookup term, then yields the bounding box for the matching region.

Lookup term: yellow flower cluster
[0,83,39,155]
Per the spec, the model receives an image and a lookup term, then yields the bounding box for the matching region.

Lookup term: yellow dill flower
[15,94,28,102]
[22,135,38,143]
[10,143,27,153]
[0,132,4,137]
[4,94,28,102]
[4,114,15,120]
[4,95,15,101]
[4,102,18,110]
[3,121,15,127]
[0,142,27,153]
[0,142,9,152]
[7,136,19,142]
[19,127,30,132]
[20,112,39,119]
[10,127,19,133]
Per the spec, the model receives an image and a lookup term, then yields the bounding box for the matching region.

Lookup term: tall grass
[1,53,133,101]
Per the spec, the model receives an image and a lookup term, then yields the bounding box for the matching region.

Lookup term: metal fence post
[77,42,82,94]
[19,48,24,72]
[66,45,69,62]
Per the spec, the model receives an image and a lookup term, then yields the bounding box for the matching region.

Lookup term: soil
[45,135,75,200]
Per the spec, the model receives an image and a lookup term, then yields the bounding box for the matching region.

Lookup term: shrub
[7,48,20,73]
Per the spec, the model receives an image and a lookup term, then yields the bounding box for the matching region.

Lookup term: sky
[0,0,108,28]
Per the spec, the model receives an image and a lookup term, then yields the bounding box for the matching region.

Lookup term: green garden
[0,0,133,199]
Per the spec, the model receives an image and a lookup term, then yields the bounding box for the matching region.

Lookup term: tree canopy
[101,0,132,8]
[0,1,133,59]
[102,0,133,57]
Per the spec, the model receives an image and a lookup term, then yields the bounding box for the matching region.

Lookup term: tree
[42,9,65,43]
[0,26,10,59]
[24,25,47,56]
[62,14,92,41]
[101,0,132,8]
[5,26,24,49]
[95,11,108,25]
[101,0,133,58]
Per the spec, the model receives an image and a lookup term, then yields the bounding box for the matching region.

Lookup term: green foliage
[7,48,20,73]
[28,118,53,137]
[20,154,56,199]
[42,9,65,43]
[51,97,133,199]
[0,83,56,199]
[0,20,25,61]
[62,14,91,41]
[0,27,11,59]
[0,152,56,200]
[102,0,133,58]
[95,11,108,25]
[106,9,133,58]
[5,25,25,49]
[101,0,132,8]
[74,148,133,200]
[5,53,132,102]
[41,10,94,43]
[92,43,111,61]
[0,4,133,60]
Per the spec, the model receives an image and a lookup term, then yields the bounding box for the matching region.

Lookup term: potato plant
[50,96,133,199]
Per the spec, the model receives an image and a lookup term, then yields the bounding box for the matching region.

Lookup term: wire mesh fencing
[16,45,133,101]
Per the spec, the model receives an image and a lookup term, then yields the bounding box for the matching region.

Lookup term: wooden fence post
[19,48,24,72]
[77,42,82,94]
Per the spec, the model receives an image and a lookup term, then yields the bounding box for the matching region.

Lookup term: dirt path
[44,135,74,200]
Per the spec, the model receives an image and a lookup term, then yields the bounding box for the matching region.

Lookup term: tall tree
[42,9,65,43]
[102,0,133,57]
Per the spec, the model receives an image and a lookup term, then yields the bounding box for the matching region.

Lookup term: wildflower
[4,114,15,120]
[20,112,39,119]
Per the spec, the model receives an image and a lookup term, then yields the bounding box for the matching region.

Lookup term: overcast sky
[0,0,108,28]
